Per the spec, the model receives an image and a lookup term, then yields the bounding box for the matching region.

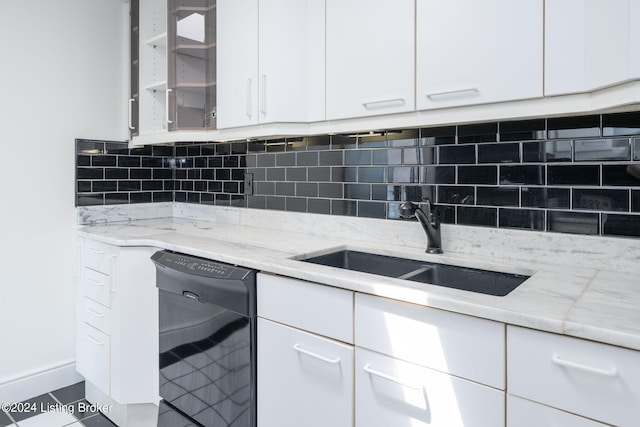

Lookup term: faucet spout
[399,200,443,254]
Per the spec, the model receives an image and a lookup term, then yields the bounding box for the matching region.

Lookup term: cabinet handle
[109,255,118,293]
[293,344,341,364]
[88,247,105,255]
[165,89,173,124]
[246,79,253,118]
[552,354,618,377]
[362,98,405,110]
[128,98,136,130]
[363,364,423,390]
[86,308,105,318]
[87,278,104,287]
[260,74,267,116]
[86,335,105,346]
[425,88,479,100]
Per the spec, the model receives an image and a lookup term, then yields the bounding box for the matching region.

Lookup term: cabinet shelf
[174,42,216,59]
[145,32,167,48]
[171,4,216,19]
[170,82,217,95]
[144,80,167,91]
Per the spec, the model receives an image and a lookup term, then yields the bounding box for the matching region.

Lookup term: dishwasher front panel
[159,289,254,427]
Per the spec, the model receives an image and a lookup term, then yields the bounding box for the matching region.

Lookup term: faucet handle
[399,202,418,219]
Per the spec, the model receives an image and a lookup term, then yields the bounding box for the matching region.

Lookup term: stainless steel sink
[300,250,529,296]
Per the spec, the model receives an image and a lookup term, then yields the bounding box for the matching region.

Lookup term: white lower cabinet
[508,325,640,427]
[257,318,354,427]
[356,348,504,427]
[76,239,159,427]
[76,322,111,394]
[507,395,609,427]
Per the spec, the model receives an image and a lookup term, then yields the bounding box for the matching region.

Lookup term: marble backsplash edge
[77,202,640,274]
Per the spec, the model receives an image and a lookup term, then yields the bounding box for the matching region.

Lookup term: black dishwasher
[151,250,257,427]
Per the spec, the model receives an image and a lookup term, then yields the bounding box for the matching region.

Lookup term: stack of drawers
[76,239,114,393]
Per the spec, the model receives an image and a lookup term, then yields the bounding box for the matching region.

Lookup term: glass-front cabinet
[168,0,217,131]
[135,0,216,140]
[129,0,139,138]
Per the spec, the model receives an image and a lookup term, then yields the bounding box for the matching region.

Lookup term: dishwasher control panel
[152,251,234,279]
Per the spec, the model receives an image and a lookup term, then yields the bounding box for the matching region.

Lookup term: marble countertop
[77,207,640,352]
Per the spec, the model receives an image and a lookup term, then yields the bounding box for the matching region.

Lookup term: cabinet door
[129,0,140,138]
[167,0,217,131]
[356,348,505,427]
[507,395,608,427]
[257,318,354,427]
[326,0,415,120]
[139,0,168,135]
[258,0,325,123]
[416,0,543,110]
[77,323,111,394]
[217,0,259,128]
[508,326,640,427]
[545,0,640,96]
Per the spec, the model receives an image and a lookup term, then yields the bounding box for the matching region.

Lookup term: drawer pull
[88,247,105,255]
[362,98,405,109]
[552,354,618,378]
[293,344,341,364]
[87,278,104,287]
[426,88,479,100]
[363,364,423,390]
[86,335,105,346]
[86,308,105,318]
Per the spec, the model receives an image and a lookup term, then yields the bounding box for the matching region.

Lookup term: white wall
[0,0,128,402]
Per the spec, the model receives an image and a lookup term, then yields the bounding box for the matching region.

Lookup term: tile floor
[0,382,117,427]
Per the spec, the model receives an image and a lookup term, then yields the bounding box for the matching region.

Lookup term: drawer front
[507,395,608,427]
[76,323,110,394]
[257,273,354,343]
[81,297,111,335]
[82,240,113,275]
[81,267,112,308]
[508,326,640,426]
[258,319,354,427]
[355,293,505,389]
[356,348,505,427]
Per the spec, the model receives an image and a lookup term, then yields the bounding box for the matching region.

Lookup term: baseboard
[0,360,84,404]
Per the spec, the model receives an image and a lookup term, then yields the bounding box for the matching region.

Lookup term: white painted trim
[0,360,83,403]
[129,80,640,146]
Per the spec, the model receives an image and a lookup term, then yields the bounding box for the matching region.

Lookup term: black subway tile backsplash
[439,145,476,164]
[573,189,629,212]
[521,187,570,209]
[547,165,600,186]
[548,115,600,139]
[76,111,640,238]
[457,206,497,227]
[499,119,546,142]
[499,208,545,231]
[478,143,520,164]
[575,139,630,162]
[603,112,640,137]
[476,187,519,207]
[458,166,498,185]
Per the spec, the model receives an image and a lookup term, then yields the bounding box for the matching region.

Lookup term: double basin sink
[300,250,529,296]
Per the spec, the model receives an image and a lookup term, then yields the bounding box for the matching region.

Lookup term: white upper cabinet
[545,0,640,96]
[217,0,325,129]
[326,0,415,120]
[217,0,258,128]
[416,0,543,110]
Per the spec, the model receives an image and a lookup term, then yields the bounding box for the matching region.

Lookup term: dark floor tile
[0,410,12,427]
[81,413,118,426]
[51,381,85,405]
[6,393,57,422]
